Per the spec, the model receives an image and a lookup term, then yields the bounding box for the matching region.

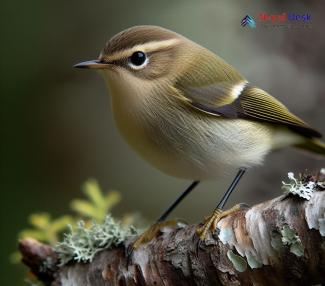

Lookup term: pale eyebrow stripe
[101,38,180,62]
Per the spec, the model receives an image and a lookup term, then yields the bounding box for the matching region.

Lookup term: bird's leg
[132,220,179,250]
[197,168,247,240]
[157,180,200,222]
[127,181,200,260]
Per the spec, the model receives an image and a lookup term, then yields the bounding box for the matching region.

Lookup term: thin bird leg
[132,181,200,249]
[127,181,200,261]
[197,168,246,240]
[157,180,200,222]
[217,168,246,210]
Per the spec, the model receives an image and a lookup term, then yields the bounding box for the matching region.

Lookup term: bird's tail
[295,138,325,156]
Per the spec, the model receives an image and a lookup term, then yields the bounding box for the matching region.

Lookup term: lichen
[282,172,316,200]
[226,250,247,272]
[55,215,138,266]
[246,253,262,269]
[218,227,235,245]
[280,225,304,257]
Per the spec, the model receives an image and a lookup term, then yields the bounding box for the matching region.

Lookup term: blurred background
[1,0,324,284]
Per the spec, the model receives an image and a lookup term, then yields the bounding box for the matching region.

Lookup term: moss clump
[55,215,138,266]
[70,179,122,223]
[13,179,145,266]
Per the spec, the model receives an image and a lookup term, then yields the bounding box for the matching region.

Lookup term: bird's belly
[112,100,273,180]
[112,105,200,178]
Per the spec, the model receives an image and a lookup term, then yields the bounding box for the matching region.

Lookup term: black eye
[130,51,146,66]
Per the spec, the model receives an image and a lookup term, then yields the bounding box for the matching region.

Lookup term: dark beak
[74,60,110,69]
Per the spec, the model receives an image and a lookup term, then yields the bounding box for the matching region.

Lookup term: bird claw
[196,208,222,241]
[125,220,180,267]
[196,204,246,242]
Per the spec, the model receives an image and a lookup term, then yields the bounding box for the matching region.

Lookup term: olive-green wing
[176,82,321,138]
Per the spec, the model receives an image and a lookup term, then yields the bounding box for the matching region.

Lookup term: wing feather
[237,86,320,137]
[175,81,321,138]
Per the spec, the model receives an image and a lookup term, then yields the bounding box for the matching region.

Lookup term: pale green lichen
[246,253,262,269]
[218,227,235,245]
[12,179,130,264]
[281,225,304,257]
[282,172,316,200]
[55,215,138,266]
[227,250,247,272]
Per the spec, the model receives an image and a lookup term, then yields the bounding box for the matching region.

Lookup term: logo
[241,15,256,28]
[241,12,312,29]
[259,12,311,23]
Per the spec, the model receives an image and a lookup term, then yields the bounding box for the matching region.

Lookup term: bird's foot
[196,203,248,241]
[126,220,181,264]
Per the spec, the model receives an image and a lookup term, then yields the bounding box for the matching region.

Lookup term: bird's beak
[74,60,110,69]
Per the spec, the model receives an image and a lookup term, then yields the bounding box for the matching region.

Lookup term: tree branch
[20,173,325,286]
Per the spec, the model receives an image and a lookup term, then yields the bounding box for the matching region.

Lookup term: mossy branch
[19,172,325,286]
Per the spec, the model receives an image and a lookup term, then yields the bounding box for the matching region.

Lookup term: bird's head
[74,26,195,99]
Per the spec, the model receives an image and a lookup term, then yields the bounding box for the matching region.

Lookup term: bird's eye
[129,51,148,69]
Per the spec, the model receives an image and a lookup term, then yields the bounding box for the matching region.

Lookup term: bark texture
[20,175,325,286]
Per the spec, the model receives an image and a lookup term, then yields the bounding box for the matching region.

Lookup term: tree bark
[20,175,325,286]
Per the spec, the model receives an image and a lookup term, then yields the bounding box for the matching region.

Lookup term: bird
[74,25,325,250]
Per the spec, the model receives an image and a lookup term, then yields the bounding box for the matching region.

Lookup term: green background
[1,0,324,284]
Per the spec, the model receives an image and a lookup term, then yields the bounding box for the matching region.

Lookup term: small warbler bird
[75,25,325,248]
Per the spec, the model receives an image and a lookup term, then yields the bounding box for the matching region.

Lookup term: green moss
[13,179,146,265]
[70,179,121,223]
[19,213,74,245]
